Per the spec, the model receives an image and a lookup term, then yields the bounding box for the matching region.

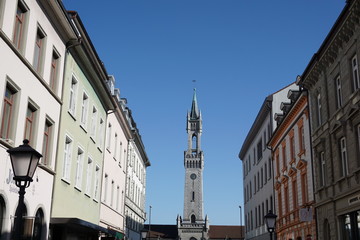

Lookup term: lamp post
[239,206,242,240]
[7,139,42,240]
[141,228,148,240]
[148,206,152,240]
[264,210,277,240]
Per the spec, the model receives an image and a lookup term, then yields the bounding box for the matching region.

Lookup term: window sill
[97,146,103,153]
[74,186,82,192]
[90,136,96,144]
[80,124,88,133]
[68,110,77,121]
[85,192,91,198]
[38,164,55,175]
[61,178,71,185]
[93,198,99,203]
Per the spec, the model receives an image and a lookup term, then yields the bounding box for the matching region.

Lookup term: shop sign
[348,195,360,205]
[300,207,312,222]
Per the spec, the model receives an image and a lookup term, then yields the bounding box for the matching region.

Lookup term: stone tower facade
[177,89,209,240]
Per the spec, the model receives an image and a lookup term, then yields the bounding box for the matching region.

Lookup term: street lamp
[141,228,148,240]
[264,210,277,240]
[7,139,42,240]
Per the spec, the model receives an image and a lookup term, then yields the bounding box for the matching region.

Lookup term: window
[317,92,322,126]
[290,134,295,163]
[278,191,282,217]
[292,179,298,209]
[352,54,360,91]
[268,158,272,179]
[94,165,100,200]
[282,143,287,171]
[69,76,78,116]
[340,137,349,177]
[75,147,84,189]
[298,121,305,154]
[90,106,97,139]
[119,142,123,167]
[24,102,38,144]
[264,163,267,183]
[98,117,104,149]
[114,133,118,159]
[257,139,262,161]
[33,209,44,240]
[301,172,308,204]
[319,152,326,187]
[261,167,263,188]
[62,136,73,181]
[104,174,108,203]
[335,75,343,109]
[80,92,89,128]
[41,118,53,166]
[111,180,114,207]
[13,0,28,51]
[106,123,112,150]
[263,131,267,150]
[116,186,120,211]
[276,151,280,177]
[49,49,60,92]
[85,157,92,195]
[1,82,19,140]
[33,27,46,74]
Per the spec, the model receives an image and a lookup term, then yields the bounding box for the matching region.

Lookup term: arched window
[191,214,196,223]
[192,134,197,150]
[33,209,44,240]
[0,196,5,236]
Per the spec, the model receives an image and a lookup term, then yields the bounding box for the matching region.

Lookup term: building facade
[50,11,118,239]
[268,89,316,240]
[125,110,150,240]
[100,76,132,239]
[177,89,209,240]
[0,0,74,238]
[239,83,296,240]
[298,0,360,238]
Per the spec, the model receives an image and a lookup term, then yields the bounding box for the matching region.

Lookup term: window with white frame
[340,137,349,177]
[104,174,108,203]
[352,54,360,91]
[111,180,114,207]
[94,165,100,200]
[114,133,118,159]
[98,117,104,149]
[119,142,123,166]
[106,123,112,151]
[49,48,60,92]
[90,106,97,139]
[1,81,19,141]
[335,75,343,109]
[319,151,326,187]
[116,186,120,211]
[69,76,78,116]
[33,27,46,74]
[13,0,29,52]
[317,92,322,126]
[62,136,73,181]
[85,157,93,195]
[80,92,89,128]
[75,147,84,189]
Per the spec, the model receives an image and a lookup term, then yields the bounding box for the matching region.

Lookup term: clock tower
[177,89,209,240]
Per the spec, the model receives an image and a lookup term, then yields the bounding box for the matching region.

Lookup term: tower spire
[190,88,199,120]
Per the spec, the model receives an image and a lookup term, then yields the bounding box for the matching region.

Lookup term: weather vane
[192,80,197,90]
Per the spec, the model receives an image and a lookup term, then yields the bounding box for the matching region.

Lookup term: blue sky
[63,0,345,225]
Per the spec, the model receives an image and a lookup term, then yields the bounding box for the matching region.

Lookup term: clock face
[190,173,197,180]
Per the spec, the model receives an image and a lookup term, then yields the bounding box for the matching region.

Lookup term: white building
[100,76,132,238]
[239,83,297,240]
[124,109,150,240]
[0,0,75,238]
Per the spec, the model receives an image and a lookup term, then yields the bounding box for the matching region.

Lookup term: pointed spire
[190,88,200,120]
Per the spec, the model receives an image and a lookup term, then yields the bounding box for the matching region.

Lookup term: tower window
[192,134,197,150]
[192,191,195,201]
[191,214,196,223]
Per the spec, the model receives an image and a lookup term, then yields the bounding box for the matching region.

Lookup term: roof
[208,225,244,239]
[143,224,178,239]
[190,88,200,120]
